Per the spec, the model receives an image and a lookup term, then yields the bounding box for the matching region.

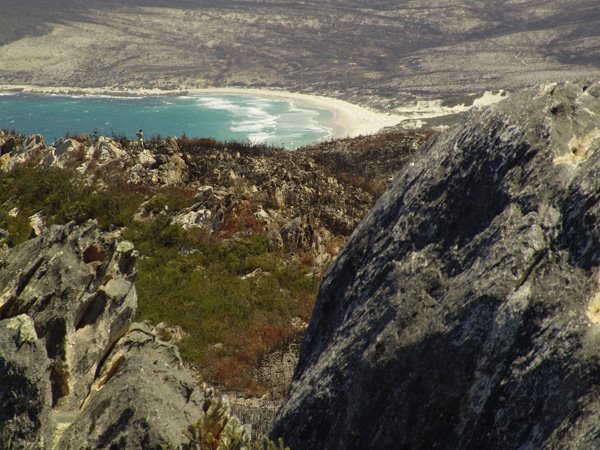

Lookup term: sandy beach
[0,84,404,139]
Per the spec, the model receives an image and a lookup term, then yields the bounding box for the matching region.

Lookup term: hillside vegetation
[0,128,430,396]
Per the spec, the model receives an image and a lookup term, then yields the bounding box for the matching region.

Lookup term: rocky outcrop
[230,343,300,437]
[271,81,600,449]
[180,141,375,241]
[6,134,46,169]
[280,215,321,255]
[57,322,204,450]
[0,222,206,449]
[0,129,403,266]
[0,221,137,413]
[0,127,431,429]
[0,133,189,186]
[0,315,53,450]
[127,138,188,185]
[230,398,281,440]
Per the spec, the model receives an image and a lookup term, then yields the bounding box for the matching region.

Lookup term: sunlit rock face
[0,221,205,449]
[272,81,600,449]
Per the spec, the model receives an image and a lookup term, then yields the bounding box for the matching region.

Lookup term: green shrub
[167,392,289,450]
[0,210,31,246]
[133,227,318,393]
[86,191,144,229]
[0,166,145,239]
[0,165,318,394]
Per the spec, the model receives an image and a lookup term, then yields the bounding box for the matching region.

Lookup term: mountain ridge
[0,1,598,109]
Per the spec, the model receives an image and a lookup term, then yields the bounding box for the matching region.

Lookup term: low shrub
[133,227,318,392]
[168,391,289,450]
[0,166,146,239]
[0,162,318,395]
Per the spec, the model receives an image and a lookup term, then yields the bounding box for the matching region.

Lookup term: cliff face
[271,81,600,449]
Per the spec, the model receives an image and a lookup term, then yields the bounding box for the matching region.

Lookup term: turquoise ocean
[0,93,334,149]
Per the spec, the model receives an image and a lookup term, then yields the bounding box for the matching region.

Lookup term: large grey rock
[0,221,137,413]
[231,343,300,437]
[57,322,205,450]
[126,145,188,186]
[53,138,86,169]
[157,153,188,185]
[0,222,208,449]
[54,139,83,159]
[93,136,127,166]
[7,134,46,169]
[281,215,321,254]
[0,315,53,450]
[271,81,600,449]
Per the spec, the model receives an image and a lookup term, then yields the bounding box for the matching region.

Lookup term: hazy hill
[1,1,599,108]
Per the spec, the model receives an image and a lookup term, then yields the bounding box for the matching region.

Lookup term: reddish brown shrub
[201,322,297,395]
[299,252,316,266]
[217,205,265,239]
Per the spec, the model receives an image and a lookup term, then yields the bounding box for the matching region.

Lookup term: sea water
[0,93,334,149]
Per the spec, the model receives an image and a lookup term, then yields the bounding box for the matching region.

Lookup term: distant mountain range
[1,1,599,108]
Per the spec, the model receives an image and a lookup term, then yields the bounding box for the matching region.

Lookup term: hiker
[136,129,144,147]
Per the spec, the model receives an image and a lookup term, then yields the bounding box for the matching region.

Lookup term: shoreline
[0,84,404,139]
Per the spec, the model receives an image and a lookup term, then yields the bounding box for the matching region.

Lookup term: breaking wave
[195,96,331,146]
[0,93,333,149]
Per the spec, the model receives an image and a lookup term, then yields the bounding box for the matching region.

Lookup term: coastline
[0,84,404,139]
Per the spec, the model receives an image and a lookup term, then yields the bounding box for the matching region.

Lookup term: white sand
[187,88,404,138]
[0,84,405,139]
